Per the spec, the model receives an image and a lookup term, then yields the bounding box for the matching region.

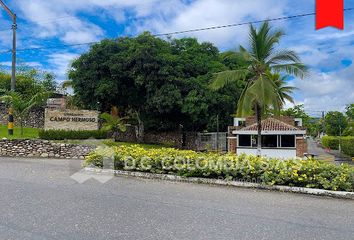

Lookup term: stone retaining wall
[0,139,95,159]
[114,126,199,150]
[0,103,45,128]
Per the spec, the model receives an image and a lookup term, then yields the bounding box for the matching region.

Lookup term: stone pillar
[296,136,307,157]
[228,137,237,154]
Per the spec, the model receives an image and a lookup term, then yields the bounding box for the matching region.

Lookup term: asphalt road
[0,157,353,240]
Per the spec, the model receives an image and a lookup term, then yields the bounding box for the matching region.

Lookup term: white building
[228,117,307,159]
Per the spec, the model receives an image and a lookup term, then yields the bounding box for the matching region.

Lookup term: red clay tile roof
[239,117,301,132]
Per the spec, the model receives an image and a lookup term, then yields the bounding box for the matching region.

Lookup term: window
[238,135,251,147]
[261,135,277,148]
[239,121,246,127]
[239,135,296,148]
[280,135,295,148]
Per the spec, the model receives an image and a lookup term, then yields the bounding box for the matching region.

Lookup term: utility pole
[321,111,325,137]
[0,0,16,136]
[339,126,342,156]
[0,0,16,91]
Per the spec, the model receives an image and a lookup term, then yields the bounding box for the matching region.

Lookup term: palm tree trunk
[255,104,262,156]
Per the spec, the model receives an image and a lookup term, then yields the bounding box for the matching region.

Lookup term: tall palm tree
[61,80,73,90]
[271,73,298,109]
[211,22,307,155]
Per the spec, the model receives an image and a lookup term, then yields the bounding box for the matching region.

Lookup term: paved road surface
[0,157,353,240]
[307,138,353,164]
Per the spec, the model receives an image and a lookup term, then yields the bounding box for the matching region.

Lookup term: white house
[228,117,307,159]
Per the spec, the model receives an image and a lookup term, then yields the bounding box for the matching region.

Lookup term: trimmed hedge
[322,136,354,156]
[85,145,354,192]
[39,129,108,140]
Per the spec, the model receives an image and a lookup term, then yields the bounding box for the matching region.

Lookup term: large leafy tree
[281,104,319,136]
[69,33,241,132]
[325,111,348,136]
[0,67,57,99]
[345,104,354,121]
[211,22,307,155]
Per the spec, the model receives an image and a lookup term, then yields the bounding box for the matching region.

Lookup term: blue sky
[0,0,354,116]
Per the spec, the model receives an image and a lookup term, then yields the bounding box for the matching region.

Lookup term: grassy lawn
[0,124,39,139]
[54,139,167,149]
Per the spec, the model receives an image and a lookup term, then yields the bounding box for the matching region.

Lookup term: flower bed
[85,145,354,192]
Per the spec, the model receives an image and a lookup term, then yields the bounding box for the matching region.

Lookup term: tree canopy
[69,32,242,131]
[0,66,57,100]
[325,111,348,136]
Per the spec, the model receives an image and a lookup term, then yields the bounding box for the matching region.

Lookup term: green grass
[0,124,39,139]
[0,126,167,149]
[51,139,167,149]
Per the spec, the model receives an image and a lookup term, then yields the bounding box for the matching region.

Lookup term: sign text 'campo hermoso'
[44,109,99,131]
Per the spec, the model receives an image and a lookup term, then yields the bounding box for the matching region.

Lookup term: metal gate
[197,132,227,152]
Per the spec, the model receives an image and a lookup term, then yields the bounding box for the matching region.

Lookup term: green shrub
[322,136,354,156]
[322,136,340,150]
[39,129,108,140]
[85,145,354,192]
[341,137,354,156]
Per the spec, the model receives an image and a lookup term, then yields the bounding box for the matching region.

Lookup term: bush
[39,129,108,140]
[322,136,354,156]
[85,145,354,192]
[341,138,354,156]
[321,136,340,150]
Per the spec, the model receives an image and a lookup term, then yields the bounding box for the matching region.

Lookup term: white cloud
[47,52,79,81]
[3,0,353,114]
[291,65,354,113]
[15,0,104,44]
[129,0,287,48]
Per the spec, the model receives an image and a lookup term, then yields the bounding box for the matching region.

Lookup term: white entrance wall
[237,148,297,159]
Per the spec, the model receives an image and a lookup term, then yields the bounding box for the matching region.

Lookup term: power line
[0,7,353,54]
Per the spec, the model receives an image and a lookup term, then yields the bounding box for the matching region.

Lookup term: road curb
[84,167,354,200]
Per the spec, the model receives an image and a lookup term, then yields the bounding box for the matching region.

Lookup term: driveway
[0,157,353,240]
[307,138,353,164]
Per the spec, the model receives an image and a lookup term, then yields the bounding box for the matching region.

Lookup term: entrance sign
[44,109,99,131]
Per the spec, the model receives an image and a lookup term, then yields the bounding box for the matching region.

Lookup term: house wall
[237,148,297,159]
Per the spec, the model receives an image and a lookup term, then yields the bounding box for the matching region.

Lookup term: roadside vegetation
[0,124,39,139]
[322,136,354,157]
[85,144,354,192]
[38,129,108,140]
